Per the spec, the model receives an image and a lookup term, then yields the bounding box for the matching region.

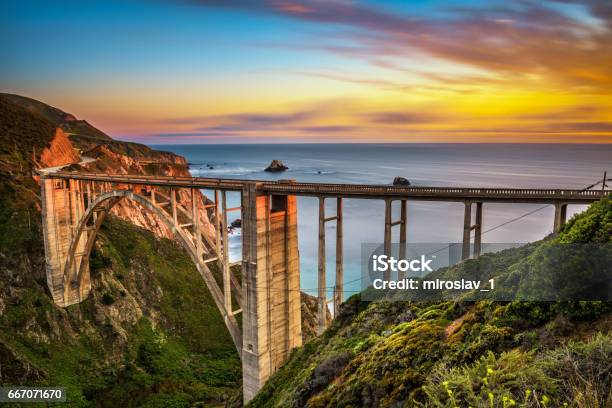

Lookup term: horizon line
[144,141,612,146]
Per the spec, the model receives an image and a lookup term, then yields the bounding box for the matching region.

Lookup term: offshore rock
[265,159,288,172]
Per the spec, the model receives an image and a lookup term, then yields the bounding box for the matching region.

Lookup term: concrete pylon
[241,183,302,403]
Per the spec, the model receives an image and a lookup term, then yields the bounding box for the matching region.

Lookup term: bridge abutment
[241,184,302,402]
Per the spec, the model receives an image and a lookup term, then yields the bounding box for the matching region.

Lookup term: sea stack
[393,176,411,186]
[265,159,288,172]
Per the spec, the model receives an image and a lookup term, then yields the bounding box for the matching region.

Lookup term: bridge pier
[553,202,568,233]
[399,200,407,278]
[317,197,344,329]
[462,201,483,260]
[41,176,91,306]
[334,197,343,318]
[383,199,408,278]
[241,183,302,403]
[318,197,326,334]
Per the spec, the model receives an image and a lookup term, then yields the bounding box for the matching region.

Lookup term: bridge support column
[170,188,178,226]
[553,202,567,233]
[221,191,232,314]
[241,183,302,403]
[474,202,483,258]
[317,197,326,335]
[41,177,91,306]
[191,188,202,259]
[462,202,472,260]
[462,201,483,260]
[384,199,392,274]
[398,200,407,279]
[334,198,343,318]
[383,199,408,279]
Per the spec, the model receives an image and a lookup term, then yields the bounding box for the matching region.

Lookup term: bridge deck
[45,171,608,203]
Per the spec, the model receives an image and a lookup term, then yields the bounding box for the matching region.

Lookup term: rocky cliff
[38,128,80,168]
[76,143,216,241]
[5,93,215,242]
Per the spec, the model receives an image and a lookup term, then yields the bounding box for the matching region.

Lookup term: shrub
[90,247,112,272]
[421,350,557,407]
[539,333,612,408]
[101,292,115,305]
[295,352,352,405]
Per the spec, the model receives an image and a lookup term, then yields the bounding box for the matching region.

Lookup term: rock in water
[393,176,411,186]
[265,159,288,172]
[230,219,242,228]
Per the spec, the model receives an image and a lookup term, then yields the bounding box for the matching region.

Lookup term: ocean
[153,143,612,297]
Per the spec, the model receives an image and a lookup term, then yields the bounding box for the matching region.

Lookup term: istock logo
[372,254,434,273]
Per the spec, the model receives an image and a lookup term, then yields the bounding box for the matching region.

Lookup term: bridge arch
[61,188,242,354]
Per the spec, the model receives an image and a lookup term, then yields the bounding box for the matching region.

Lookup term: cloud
[296,125,357,133]
[364,111,443,125]
[181,0,612,92]
[157,107,361,138]
[512,104,604,121]
[543,121,612,132]
[159,109,324,130]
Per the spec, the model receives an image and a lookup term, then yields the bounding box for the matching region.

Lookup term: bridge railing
[261,183,608,199]
[45,171,609,200]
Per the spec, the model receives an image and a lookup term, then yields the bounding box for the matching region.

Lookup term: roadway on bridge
[42,171,608,204]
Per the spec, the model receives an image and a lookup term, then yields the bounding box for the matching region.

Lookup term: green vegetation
[0,215,242,407]
[0,95,240,406]
[423,332,611,407]
[248,198,611,408]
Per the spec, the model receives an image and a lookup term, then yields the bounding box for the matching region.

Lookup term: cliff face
[38,128,80,168]
[300,293,333,342]
[3,92,215,242]
[77,143,216,241]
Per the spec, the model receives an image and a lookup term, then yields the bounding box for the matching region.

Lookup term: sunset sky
[1,0,612,143]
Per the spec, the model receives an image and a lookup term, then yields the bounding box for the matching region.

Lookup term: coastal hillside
[1,93,111,146]
[2,93,216,241]
[0,93,248,406]
[248,198,612,408]
[0,94,323,407]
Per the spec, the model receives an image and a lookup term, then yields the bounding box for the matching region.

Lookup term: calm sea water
[153,144,612,297]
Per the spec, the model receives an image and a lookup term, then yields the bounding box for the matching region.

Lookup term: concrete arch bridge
[39,172,607,401]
